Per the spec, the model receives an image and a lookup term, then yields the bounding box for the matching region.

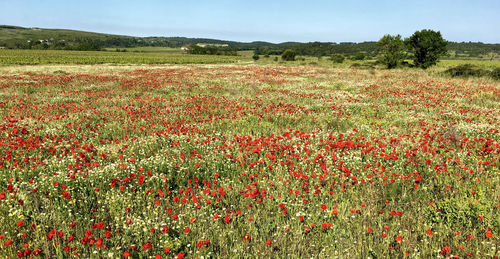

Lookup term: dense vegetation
[186,45,237,56]
[406,30,448,69]
[376,30,448,69]
[444,64,500,80]
[0,49,249,65]
[0,63,498,258]
[377,35,406,68]
[1,25,499,59]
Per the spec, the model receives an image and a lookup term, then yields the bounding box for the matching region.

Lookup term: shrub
[281,49,296,61]
[72,42,101,51]
[444,64,489,78]
[252,53,259,61]
[351,52,366,61]
[490,67,500,80]
[331,54,345,63]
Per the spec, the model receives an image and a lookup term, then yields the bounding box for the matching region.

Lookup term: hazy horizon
[1,0,499,43]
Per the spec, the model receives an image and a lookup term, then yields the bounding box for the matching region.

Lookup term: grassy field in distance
[0,49,250,65]
[104,46,185,53]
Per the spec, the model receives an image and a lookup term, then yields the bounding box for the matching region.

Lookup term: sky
[1,0,499,43]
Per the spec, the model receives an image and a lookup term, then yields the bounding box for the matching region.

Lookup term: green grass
[104,47,185,53]
[437,59,500,68]
[0,49,250,65]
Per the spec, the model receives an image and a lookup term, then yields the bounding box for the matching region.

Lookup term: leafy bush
[71,42,101,51]
[351,52,366,60]
[252,53,259,61]
[187,45,237,56]
[281,49,296,61]
[444,64,489,78]
[331,54,345,63]
[490,67,500,80]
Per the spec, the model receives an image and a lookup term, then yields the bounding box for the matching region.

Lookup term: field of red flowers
[0,64,498,258]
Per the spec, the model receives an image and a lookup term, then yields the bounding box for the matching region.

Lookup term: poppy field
[0,64,498,258]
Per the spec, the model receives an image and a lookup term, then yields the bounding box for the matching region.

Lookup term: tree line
[1,26,499,60]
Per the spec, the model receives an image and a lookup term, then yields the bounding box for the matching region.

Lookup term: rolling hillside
[1,25,499,58]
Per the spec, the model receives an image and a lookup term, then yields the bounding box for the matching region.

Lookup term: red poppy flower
[95,238,103,249]
[47,229,56,240]
[440,246,450,255]
[142,242,152,251]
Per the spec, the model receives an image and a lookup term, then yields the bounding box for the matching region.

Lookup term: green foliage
[331,54,345,63]
[186,44,237,56]
[444,64,489,78]
[424,198,487,229]
[281,49,296,61]
[351,52,366,60]
[490,67,500,80]
[2,25,500,60]
[252,52,260,61]
[445,64,500,80]
[406,29,447,69]
[377,34,405,69]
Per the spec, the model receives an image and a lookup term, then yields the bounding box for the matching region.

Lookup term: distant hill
[1,25,499,58]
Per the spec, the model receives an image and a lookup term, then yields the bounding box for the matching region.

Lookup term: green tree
[377,34,405,69]
[406,29,447,69]
[281,49,296,61]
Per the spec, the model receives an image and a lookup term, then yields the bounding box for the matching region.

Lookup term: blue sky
[1,0,499,43]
